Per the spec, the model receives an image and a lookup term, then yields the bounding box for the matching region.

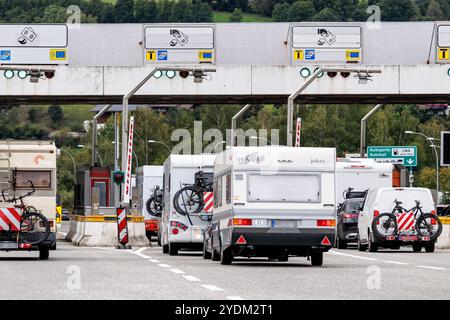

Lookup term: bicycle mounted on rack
[173,170,213,222]
[372,199,442,242]
[146,185,164,217]
[0,176,50,246]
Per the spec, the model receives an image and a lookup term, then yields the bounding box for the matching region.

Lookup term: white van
[160,154,216,255]
[207,147,336,266]
[336,158,392,203]
[358,187,437,252]
[0,140,57,260]
[135,166,163,241]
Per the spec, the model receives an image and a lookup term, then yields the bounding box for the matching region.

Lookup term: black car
[336,198,364,249]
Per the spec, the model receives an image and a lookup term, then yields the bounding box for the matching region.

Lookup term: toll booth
[74,166,116,215]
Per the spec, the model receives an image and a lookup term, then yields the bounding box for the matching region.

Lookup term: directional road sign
[367,146,417,167]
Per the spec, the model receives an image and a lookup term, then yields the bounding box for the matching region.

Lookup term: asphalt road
[1,233,449,300]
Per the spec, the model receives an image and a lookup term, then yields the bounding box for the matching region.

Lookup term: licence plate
[399,235,418,242]
[271,220,298,228]
[0,242,19,250]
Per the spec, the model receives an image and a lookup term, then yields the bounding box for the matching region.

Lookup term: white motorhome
[136,165,163,241]
[0,140,57,260]
[207,147,336,266]
[160,154,216,255]
[336,158,393,203]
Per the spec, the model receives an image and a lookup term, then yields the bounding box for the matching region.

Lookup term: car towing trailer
[211,146,336,266]
[160,154,216,255]
[0,140,57,259]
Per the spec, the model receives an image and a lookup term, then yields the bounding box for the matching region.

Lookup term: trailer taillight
[317,219,336,227]
[374,210,380,217]
[233,218,252,226]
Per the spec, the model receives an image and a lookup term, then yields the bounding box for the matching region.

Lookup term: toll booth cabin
[74,166,117,215]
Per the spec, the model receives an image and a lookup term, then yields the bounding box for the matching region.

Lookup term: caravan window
[248,174,320,203]
[15,170,52,189]
[213,180,219,208]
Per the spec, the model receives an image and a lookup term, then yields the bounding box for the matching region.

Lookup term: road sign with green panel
[367,146,417,167]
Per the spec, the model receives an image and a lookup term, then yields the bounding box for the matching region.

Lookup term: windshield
[247,174,320,203]
[344,199,363,212]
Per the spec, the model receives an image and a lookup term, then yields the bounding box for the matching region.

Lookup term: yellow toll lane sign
[438,48,449,61]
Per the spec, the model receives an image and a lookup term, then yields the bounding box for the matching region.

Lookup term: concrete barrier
[66,215,149,247]
[436,218,450,250]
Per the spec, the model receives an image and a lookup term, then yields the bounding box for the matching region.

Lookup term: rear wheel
[413,243,422,252]
[310,252,323,266]
[220,246,233,265]
[336,237,347,249]
[368,231,378,252]
[202,241,211,259]
[162,243,169,254]
[357,236,368,251]
[39,247,49,260]
[424,243,435,253]
[169,242,178,256]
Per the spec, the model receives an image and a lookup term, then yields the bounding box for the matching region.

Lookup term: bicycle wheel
[146,196,162,217]
[372,213,398,239]
[173,186,203,215]
[416,213,442,241]
[19,212,50,245]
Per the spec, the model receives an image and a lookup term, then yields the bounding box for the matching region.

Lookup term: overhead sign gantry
[0,24,68,65]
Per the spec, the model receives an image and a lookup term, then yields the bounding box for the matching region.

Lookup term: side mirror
[154,185,160,190]
[200,214,213,222]
[355,204,361,211]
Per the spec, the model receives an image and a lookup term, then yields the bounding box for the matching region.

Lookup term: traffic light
[112,170,125,185]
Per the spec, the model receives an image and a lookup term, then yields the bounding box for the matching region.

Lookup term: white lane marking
[57,231,68,237]
[148,259,160,263]
[328,250,378,261]
[131,247,152,259]
[183,275,201,282]
[202,284,224,292]
[158,263,171,268]
[170,268,185,274]
[416,265,446,271]
[382,260,410,265]
[227,296,245,300]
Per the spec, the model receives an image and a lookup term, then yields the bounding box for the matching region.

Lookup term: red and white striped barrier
[203,192,214,213]
[396,212,415,231]
[295,118,302,147]
[0,208,21,232]
[123,116,134,205]
[116,207,129,246]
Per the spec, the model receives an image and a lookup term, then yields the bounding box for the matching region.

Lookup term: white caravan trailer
[160,154,216,255]
[0,140,57,260]
[336,158,393,204]
[208,147,336,266]
[136,165,163,240]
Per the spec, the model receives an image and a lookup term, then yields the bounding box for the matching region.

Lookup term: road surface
[0,237,449,300]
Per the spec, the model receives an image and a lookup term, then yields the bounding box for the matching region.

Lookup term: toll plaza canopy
[0,22,450,104]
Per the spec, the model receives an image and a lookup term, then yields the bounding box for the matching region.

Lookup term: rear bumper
[229,227,335,256]
[145,219,159,232]
[0,232,56,251]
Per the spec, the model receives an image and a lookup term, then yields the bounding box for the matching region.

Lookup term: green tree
[172,0,193,22]
[272,2,291,21]
[379,0,421,21]
[134,0,158,23]
[229,8,243,22]
[191,1,214,22]
[115,0,135,23]
[425,0,446,20]
[313,7,341,21]
[288,0,316,22]
[35,5,67,23]
[48,105,64,127]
